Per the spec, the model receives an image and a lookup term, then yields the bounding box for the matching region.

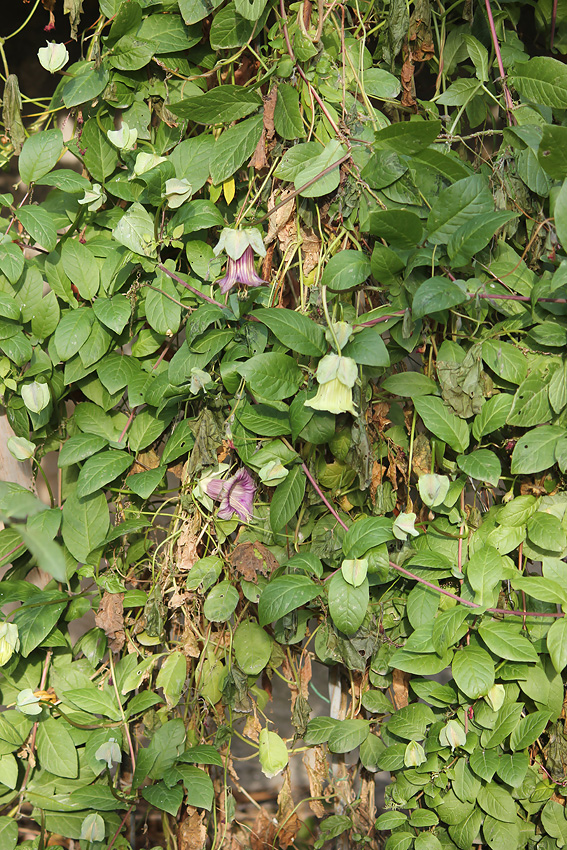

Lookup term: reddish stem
[484,0,515,124]
[157,263,225,308]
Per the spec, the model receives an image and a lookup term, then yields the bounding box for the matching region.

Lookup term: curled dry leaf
[95,591,125,652]
[176,513,201,571]
[276,766,301,849]
[303,745,328,818]
[392,668,411,709]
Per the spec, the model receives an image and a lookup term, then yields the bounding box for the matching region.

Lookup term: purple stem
[484,0,515,124]
[551,0,559,49]
[302,461,564,620]
[157,263,225,309]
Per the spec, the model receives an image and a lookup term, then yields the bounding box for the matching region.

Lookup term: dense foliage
[2,0,567,848]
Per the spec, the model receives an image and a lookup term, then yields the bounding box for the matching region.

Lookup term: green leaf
[127,466,165,499]
[328,573,369,635]
[413,396,470,454]
[466,545,505,606]
[203,581,239,622]
[373,119,441,155]
[541,800,567,845]
[269,466,306,532]
[554,178,567,254]
[304,717,340,745]
[209,113,264,185]
[145,279,181,335]
[506,375,553,428]
[539,124,567,179]
[452,645,494,699]
[36,168,91,194]
[93,295,132,333]
[63,686,121,719]
[510,57,567,108]
[274,83,305,140]
[174,765,214,809]
[412,276,467,317]
[327,719,370,753]
[457,449,501,487]
[19,128,63,184]
[479,620,538,662]
[258,728,288,778]
[12,591,67,656]
[18,206,58,252]
[470,747,499,781]
[481,340,528,385]
[511,425,563,474]
[156,651,186,708]
[177,744,223,766]
[382,372,438,397]
[364,68,401,98]
[386,703,436,740]
[253,307,326,356]
[510,710,551,751]
[0,816,18,850]
[237,353,303,401]
[258,575,320,626]
[477,782,517,823]
[178,0,224,24]
[512,575,567,605]
[463,34,489,80]
[427,175,493,245]
[0,242,25,284]
[79,118,118,182]
[233,621,272,675]
[113,203,157,258]
[448,807,482,850]
[62,490,110,562]
[368,209,424,250]
[547,616,567,673]
[361,689,393,714]
[234,0,268,20]
[385,833,414,850]
[321,250,371,292]
[342,516,394,558]
[142,781,183,816]
[76,449,133,498]
[210,4,257,48]
[16,525,67,583]
[342,326,390,366]
[294,139,346,198]
[527,511,566,552]
[495,752,528,787]
[129,408,174,452]
[170,84,262,123]
[36,717,78,778]
[109,34,154,71]
[53,307,94,361]
[448,212,517,267]
[162,422,197,466]
[61,239,100,300]
[62,62,109,108]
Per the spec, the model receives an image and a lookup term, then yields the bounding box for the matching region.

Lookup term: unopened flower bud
[107,122,137,151]
[78,183,106,212]
[404,740,426,767]
[164,178,193,209]
[38,42,69,73]
[80,813,105,842]
[7,436,35,461]
[439,719,466,750]
[21,381,50,414]
[0,622,19,666]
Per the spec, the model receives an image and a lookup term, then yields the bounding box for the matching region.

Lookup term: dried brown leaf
[94,591,125,652]
[243,712,261,742]
[392,668,410,709]
[250,808,277,850]
[177,513,201,572]
[250,130,269,170]
[178,807,207,850]
[276,767,301,849]
[230,541,279,582]
[303,745,327,817]
[263,86,278,140]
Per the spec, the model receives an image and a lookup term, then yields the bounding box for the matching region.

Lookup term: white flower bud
[38,42,69,73]
[7,436,35,461]
[21,381,50,414]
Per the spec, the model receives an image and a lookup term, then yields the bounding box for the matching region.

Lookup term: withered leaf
[250,808,277,850]
[64,0,84,40]
[186,408,225,479]
[276,767,301,849]
[303,746,328,817]
[178,807,206,850]
[2,76,25,155]
[94,591,125,652]
[230,541,279,582]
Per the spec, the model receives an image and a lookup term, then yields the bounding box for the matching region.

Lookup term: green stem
[4,0,41,40]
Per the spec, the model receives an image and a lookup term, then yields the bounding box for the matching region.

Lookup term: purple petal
[217,259,238,294]
[234,246,266,288]
[204,478,227,500]
[225,468,256,521]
